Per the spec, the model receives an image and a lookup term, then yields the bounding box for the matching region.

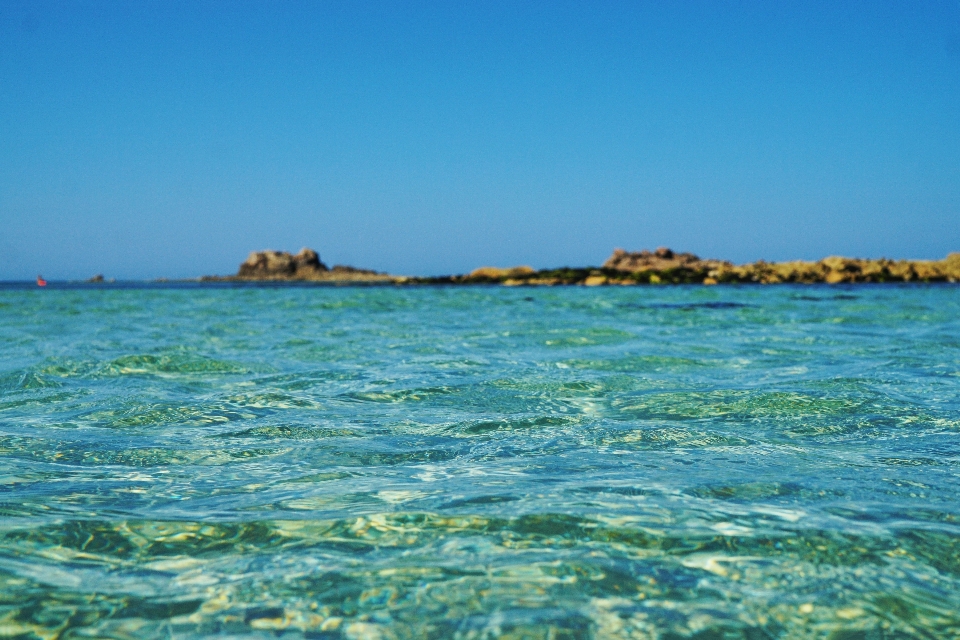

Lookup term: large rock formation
[224,248,400,282]
[237,248,328,279]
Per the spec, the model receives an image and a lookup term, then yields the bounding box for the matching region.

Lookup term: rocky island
[208,247,960,285]
[203,248,402,283]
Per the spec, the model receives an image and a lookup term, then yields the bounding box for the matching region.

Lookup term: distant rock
[456,248,960,286]
[225,248,401,283]
[603,247,731,273]
[331,265,381,276]
[467,266,536,281]
[238,248,328,279]
[88,274,105,283]
[599,249,960,284]
[207,246,960,286]
[718,254,960,284]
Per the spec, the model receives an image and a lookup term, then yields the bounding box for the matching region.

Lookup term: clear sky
[2,1,959,279]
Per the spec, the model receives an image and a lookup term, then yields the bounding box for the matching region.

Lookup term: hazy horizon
[2,1,959,280]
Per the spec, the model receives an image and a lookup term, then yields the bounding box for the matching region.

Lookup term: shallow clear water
[1,283,959,639]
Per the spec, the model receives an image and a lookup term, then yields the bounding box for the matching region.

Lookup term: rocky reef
[206,247,960,286]
[206,248,401,283]
[437,248,960,286]
[715,254,960,285]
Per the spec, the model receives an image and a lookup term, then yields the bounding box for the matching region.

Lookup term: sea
[1,282,959,639]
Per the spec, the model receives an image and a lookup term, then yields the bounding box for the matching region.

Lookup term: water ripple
[0,284,959,637]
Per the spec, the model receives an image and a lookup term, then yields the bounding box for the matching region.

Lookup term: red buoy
[36,275,47,287]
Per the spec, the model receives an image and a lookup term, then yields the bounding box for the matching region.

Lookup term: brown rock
[238,248,328,279]
[331,265,380,276]
[942,253,960,281]
[820,256,861,276]
[468,266,536,280]
[603,247,731,274]
[207,249,403,282]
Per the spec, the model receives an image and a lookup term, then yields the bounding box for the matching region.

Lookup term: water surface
[1,284,959,638]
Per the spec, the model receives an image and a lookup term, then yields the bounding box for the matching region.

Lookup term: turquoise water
[1,284,959,639]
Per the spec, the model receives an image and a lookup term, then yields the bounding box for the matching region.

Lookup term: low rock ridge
[205,247,960,285]
[436,248,960,285]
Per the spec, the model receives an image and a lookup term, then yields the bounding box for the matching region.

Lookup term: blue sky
[1,1,959,279]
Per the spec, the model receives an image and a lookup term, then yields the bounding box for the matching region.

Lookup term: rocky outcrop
[439,249,960,286]
[466,266,536,281]
[207,246,960,286]
[207,248,402,283]
[711,253,960,284]
[603,247,732,273]
[237,248,328,279]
